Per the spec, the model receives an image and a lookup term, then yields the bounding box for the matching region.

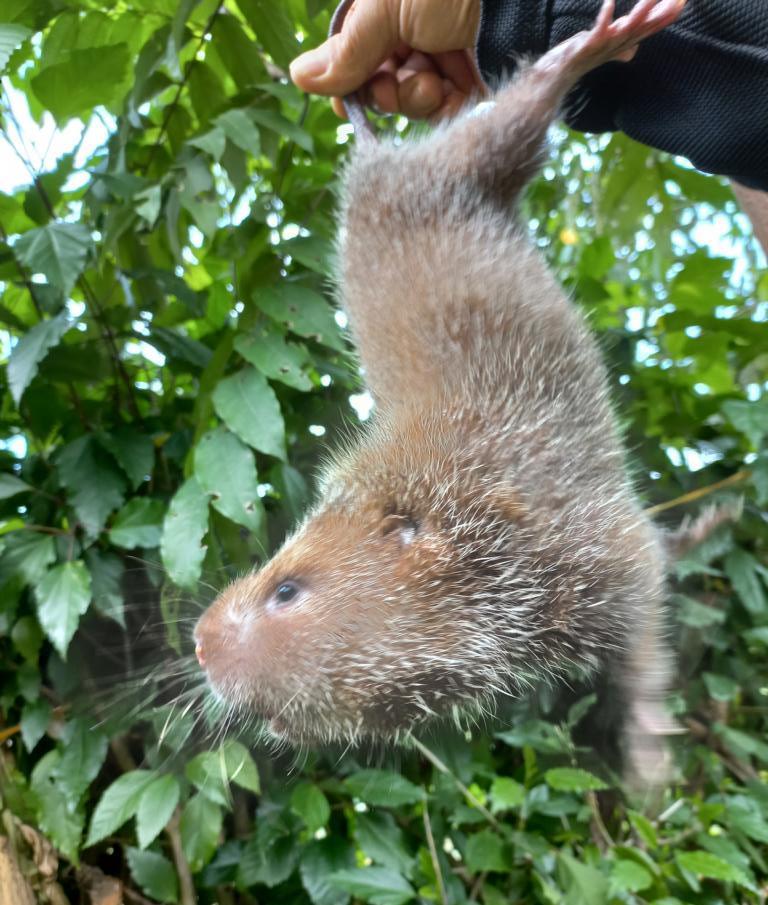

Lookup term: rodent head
[194,415,533,746]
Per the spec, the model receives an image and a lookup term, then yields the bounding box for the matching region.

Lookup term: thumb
[290,0,399,96]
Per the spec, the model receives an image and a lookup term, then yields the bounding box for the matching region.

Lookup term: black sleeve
[476,0,768,191]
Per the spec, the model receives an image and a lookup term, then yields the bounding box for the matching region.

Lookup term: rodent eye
[381,513,419,545]
[274,581,300,604]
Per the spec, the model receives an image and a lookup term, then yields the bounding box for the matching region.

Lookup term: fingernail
[290,47,328,83]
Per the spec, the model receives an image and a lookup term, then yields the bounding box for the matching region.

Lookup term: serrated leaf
[109,497,165,549]
[31,44,131,122]
[31,752,84,863]
[55,717,108,807]
[291,783,330,834]
[236,0,300,68]
[0,23,31,71]
[301,838,355,905]
[85,549,125,626]
[221,739,260,794]
[188,127,227,160]
[57,435,127,537]
[86,770,156,847]
[239,833,302,888]
[545,767,608,792]
[213,108,261,154]
[34,560,92,657]
[676,850,748,885]
[610,860,652,893]
[330,867,414,905]
[160,476,209,588]
[355,812,413,874]
[257,285,346,352]
[557,853,608,905]
[136,775,180,848]
[99,429,155,489]
[250,108,313,153]
[194,427,265,532]
[7,311,71,405]
[464,830,509,873]
[20,698,51,751]
[725,549,767,614]
[0,473,32,499]
[489,776,525,811]
[0,532,56,585]
[15,223,92,298]
[343,770,424,808]
[180,793,223,872]
[126,848,179,903]
[235,325,313,391]
[185,750,230,807]
[212,367,286,460]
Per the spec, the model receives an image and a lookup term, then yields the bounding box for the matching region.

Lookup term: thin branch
[166,809,196,905]
[422,800,448,905]
[410,736,500,829]
[143,3,224,173]
[645,469,751,516]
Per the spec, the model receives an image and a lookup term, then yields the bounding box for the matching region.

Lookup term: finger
[432,49,486,96]
[396,70,445,119]
[290,0,399,97]
[368,72,401,114]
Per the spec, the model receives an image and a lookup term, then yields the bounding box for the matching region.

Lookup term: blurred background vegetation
[0,1,766,903]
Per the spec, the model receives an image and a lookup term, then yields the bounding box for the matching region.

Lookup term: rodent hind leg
[442,0,685,206]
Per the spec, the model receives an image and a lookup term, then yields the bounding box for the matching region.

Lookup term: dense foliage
[1,2,767,903]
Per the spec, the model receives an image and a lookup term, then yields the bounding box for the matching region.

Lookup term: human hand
[289,0,484,121]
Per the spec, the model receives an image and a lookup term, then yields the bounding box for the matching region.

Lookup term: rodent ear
[380,512,419,547]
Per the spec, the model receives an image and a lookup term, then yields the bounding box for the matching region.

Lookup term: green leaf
[0,473,32,499]
[610,860,653,894]
[291,783,331,834]
[180,793,223,872]
[136,775,180,849]
[239,833,302,888]
[194,427,265,532]
[188,127,226,160]
[725,549,767,614]
[703,672,739,702]
[464,830,509,873]
[544,767,608,792]
[557,853,608,905]
[213,108,261,155]
[355,812,414,874]
[14,223,92,297]
[676,850,748,885]
[329,867,415,905]
[235,324,313,391]
[55,717,109,807]
[99,430,155,489]
[250,108,313,153]
[7,311,71,405]
[722,398,768,449]
[212,367,286,460]
[343,770,424,808]
[31,751,85,863]
[489,776,525,812]
[221,740,260,794]
[236,0,300,68]
[126,848,179,903]
[160,476,209,588]
[300,838,356,905]
[34,560,92,657]
[85,549,125,626]
[185,750,230,807]
[0,532,56,585]
[31,44,131,122]
[57,435,127,537]
[10,615,44,662]
[0,23,31,71]
[20,698,51,751]
[109,498,165,549]
[86,769,156,847]
[257,285,346,352]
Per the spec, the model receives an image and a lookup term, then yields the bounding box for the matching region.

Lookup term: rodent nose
[195,641,206,668]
